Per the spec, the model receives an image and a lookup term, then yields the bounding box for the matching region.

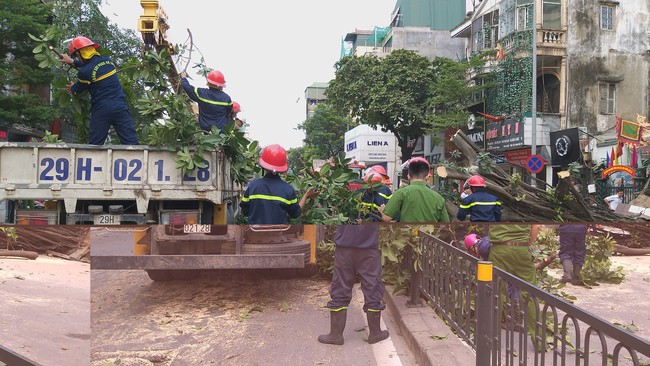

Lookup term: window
[472,18,483,53]
[601,5,614,30]
[517,5,530,30]
[543,0,561,29]
[516,0,533,30]
[599,82,616,114]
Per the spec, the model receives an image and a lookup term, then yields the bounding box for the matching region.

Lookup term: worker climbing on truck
[180,70,232,133]
[240,144,317,224]
[60,36,139,145]
[230,101,247,130]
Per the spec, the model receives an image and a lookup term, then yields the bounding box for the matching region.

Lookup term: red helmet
[232,101,241,114]
[464,233,480,250]
[68,36,98,54]
[207,70,226,88]
[467,175,486,187]
[259,144,288,173]
[408,157,429,168]
[363,172,383,185]
[369,165,387,177]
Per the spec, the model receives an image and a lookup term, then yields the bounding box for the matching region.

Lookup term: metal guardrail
[414,230,650,366]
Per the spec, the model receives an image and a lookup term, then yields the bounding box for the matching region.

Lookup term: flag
[606,151,610,168]
[631,145,639,168]
[617,116,644,145]
[611,147,617,166]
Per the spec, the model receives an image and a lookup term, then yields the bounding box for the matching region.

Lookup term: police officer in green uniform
[379,157,449,223]
[488,224,541,348]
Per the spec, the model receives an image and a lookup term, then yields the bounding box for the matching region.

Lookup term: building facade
[451,0,649,186]
[304,82,329,120]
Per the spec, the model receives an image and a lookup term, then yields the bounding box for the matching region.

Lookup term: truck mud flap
[0,344,42,366]
[91,254,305,270]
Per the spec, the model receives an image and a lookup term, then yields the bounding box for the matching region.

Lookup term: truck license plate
[183,224,211,233]
[94,214,121,225]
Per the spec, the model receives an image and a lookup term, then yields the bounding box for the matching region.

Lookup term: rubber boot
[318,309,346,345]
[559,259,573,284]
[367,311,389,344]
[572,264,583,286]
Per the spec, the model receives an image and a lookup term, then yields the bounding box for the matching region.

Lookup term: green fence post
[476,261,493,366]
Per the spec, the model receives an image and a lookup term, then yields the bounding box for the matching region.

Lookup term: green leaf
[27,33,43,42]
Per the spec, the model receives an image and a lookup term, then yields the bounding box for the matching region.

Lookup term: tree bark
[612,245,650,256]
[440,130,631,222]
[0,250,38,260]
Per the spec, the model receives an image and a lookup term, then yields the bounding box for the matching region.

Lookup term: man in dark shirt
[318,225,389,345]
[61,36,138,145]
[180,70,232,133]
[240,144,316,224]
[457,175,502,222]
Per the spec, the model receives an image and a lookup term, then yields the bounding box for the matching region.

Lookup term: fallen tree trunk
[0,250,38,260]
[612,245,650,256]
[441,130,631,222]
[0,227,90,261]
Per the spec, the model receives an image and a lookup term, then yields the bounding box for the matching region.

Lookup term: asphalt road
[0,255,90,366]
[90,227,414,366]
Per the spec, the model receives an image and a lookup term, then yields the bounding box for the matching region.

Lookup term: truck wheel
[171,270,200,280]
[145,270,200,281]
[146,270,173,281]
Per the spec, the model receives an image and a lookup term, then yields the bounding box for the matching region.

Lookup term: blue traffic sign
[526,154,545,174]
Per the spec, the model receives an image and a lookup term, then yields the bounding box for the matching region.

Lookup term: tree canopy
[297,103,354,162]
[27,0,143,142]
[327,49,435,162]
[0,0,58,134]
[326,49,492,162]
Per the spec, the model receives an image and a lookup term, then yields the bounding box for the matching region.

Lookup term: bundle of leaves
[531,226,577,302]
[582,233,625,285]
[314,225,423,293]
[119,48,259,184]
[287,157,361,224]
[378,225,419,295]
[32,30,259,185]
[315,226,337,278]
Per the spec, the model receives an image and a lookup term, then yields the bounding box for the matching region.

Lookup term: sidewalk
[384,287,476,366]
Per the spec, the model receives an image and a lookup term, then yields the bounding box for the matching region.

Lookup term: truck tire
[146,269,173,281]
[146,269,201,281]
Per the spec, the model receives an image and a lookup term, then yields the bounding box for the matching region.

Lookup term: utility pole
[530,0,538,187]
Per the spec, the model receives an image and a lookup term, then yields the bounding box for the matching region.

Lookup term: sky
[99,0,399,149]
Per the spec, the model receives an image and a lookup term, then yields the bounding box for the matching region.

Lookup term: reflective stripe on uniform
[91,60,116,82]
[378,192,391,200]
[360,201,381,210]
[78,79,91,84]
[329,306,348,312]
[94,69,116,82]
[459,201,502,209]
[194,87,233,106]
[241,194,298,205]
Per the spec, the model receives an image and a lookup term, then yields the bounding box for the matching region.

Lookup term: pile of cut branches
[438,130,628,222]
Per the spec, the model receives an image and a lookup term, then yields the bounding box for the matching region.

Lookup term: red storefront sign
[504,149,532,166]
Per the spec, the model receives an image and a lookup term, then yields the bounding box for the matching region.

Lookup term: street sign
[526,154,545,174]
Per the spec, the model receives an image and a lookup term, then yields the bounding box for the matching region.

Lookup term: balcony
[499,28,566,57]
